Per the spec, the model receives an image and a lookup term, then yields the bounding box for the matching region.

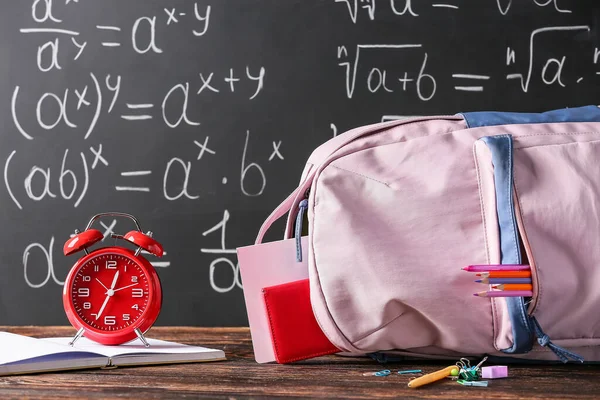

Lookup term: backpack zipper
[295,199,309,262]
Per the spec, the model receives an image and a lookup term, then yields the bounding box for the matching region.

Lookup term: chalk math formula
[0,0,598,326]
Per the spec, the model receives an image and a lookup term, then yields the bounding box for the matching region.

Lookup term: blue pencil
[476,278,532,284]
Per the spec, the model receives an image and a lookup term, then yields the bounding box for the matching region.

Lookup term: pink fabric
[307,120,600,358]
[309,119,490,354]
[283,117,464,241]
[256,116,600,360]
[512,133,600,341]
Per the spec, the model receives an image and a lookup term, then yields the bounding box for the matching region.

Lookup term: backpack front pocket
[513,133,600,348]
[476,130,600,362]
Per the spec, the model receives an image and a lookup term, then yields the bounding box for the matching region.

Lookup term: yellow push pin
[407,366,459,389]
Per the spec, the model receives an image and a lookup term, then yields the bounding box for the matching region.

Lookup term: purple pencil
[462,264,530,272]
[474,290,533,298]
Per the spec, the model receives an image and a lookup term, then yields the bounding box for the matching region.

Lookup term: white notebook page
[42,337,226,365]
[0,332,101,365]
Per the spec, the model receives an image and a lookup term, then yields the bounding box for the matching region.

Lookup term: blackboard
[0,0,598,327]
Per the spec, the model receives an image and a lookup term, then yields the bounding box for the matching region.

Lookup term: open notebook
[0,332,226,376]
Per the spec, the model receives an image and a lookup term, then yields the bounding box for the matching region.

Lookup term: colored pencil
[407,366,458,388]
[491,284,533,291]
[462,264,530,272]
[474,290,533,298]
[476,278,532,284]
[476,271,532,278]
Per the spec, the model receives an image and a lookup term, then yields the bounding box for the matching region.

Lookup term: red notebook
[262,279,339,363]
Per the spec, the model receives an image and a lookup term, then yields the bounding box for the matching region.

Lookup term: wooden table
[1,326,599,399]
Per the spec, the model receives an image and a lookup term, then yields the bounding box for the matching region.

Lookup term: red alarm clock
[62,213,163,347]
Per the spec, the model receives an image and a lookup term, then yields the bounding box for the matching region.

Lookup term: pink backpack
[254,106,600,363]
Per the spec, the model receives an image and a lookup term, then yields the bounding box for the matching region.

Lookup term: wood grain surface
[1,326,599,399]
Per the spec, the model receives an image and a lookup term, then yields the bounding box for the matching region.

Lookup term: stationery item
[474,290,533,297]
[362,369,391,377]
[492,284,533,291]
[0,332,225,376]
[363,369,391,376]
[407,366,459,388]
[481,365,508,379]
[398,369,422,375]
[237,237,310,363]
[62,212,163,346]
[262,279,338,363]
[462,264,530,272]
[475,278,532,284]
[456,357,484,381]
[457,380,489,387]
[476,271,531,278]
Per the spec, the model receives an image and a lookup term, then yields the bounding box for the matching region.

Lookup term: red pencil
[492,284,533,291]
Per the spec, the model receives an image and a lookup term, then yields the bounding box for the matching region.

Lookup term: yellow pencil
[407,366,458,388]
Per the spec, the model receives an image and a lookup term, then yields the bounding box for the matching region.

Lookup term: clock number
[78,288,90,297]
[83,276,91,282]
[132,276,138,283]
[106,260,117,269]
[104,316,116,325]
[91,313,98,319]
[132,304,139,310]
[83,302,91,309]
[132,288,144,298]
[94,265,99,272]
[123,314,130,321]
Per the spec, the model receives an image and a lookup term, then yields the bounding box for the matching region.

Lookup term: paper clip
[363,369,391,377]
[456,358,470,369]
[457,380,489,387]
[398,369,422,375]
[474,356,488,371]
[456,356,488,381]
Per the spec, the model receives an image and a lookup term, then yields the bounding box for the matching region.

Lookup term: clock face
[70,252,151,332]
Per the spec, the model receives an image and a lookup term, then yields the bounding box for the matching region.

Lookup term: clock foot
[68,328,85,346]
[135,328,150,347]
